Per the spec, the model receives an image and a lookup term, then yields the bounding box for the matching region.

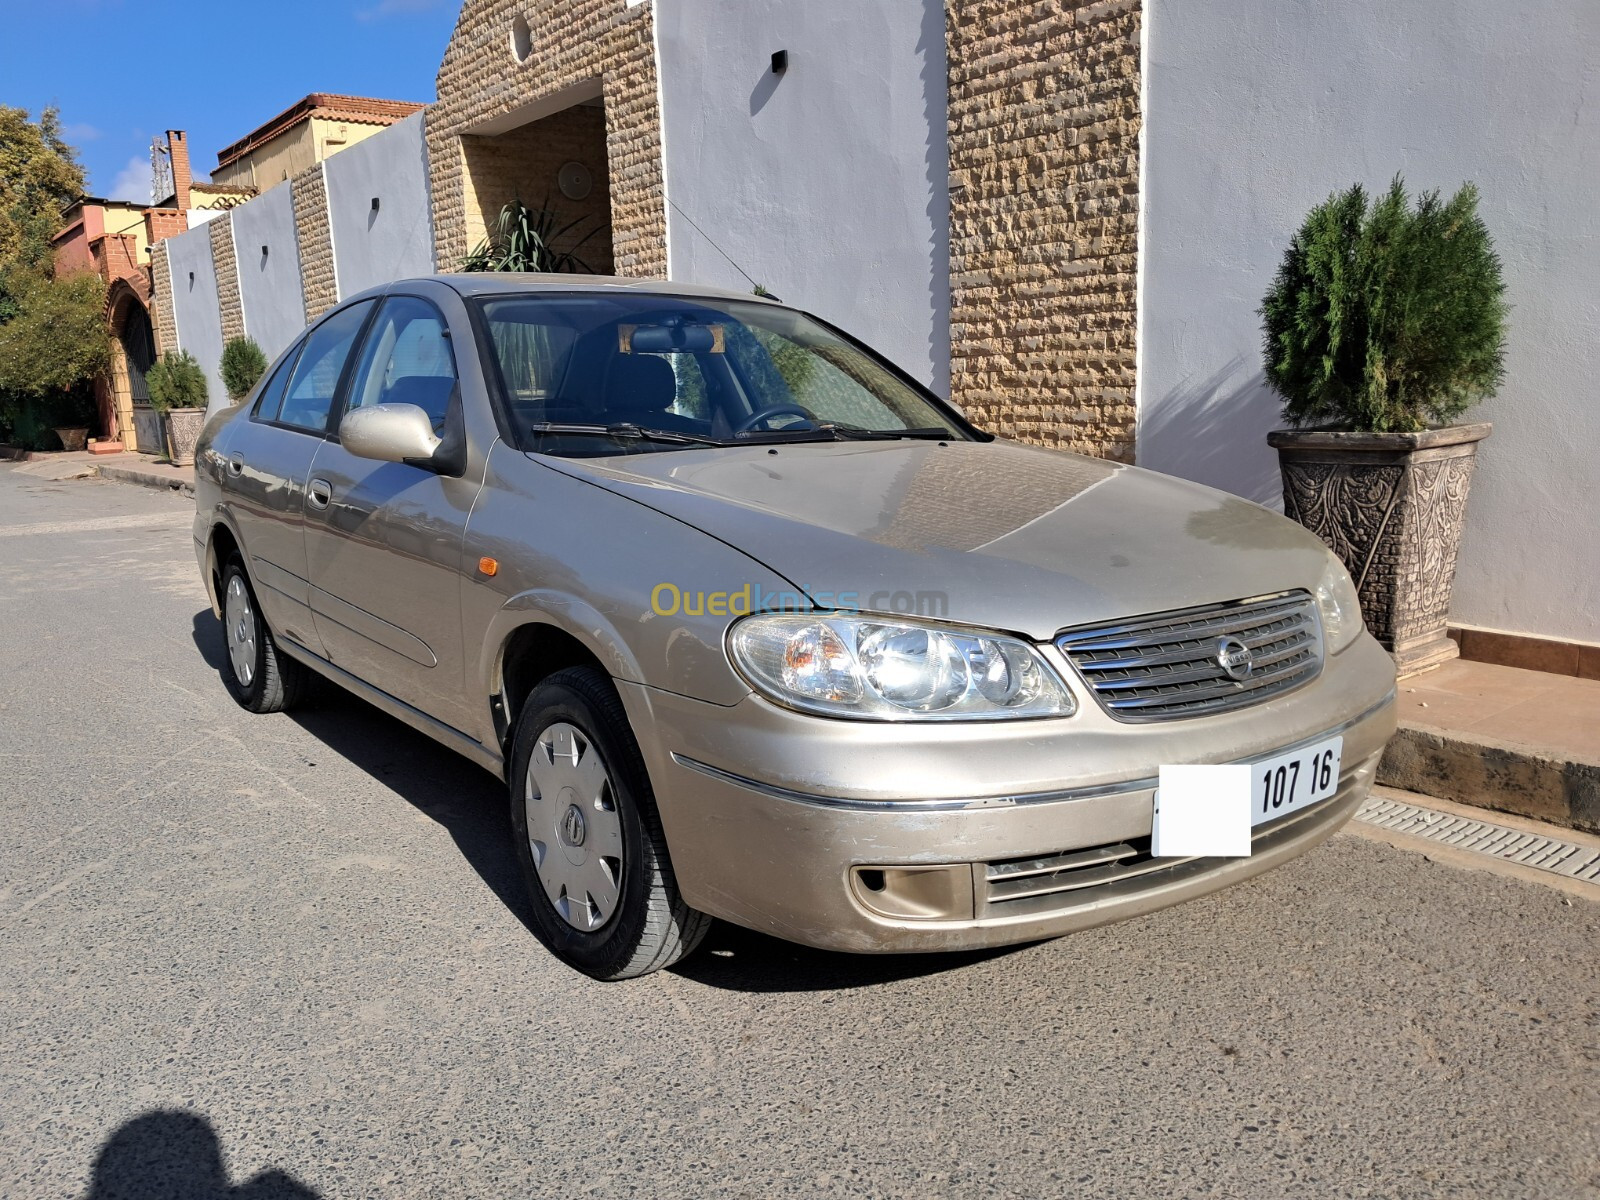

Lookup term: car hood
[539,439,1331,639]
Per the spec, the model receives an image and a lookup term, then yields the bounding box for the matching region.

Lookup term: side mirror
[339,404,441,465]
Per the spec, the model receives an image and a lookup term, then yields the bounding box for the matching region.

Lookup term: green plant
[461,197,605,273]
[0,269,109,398]
[147,350,208,411]
[1260,177,1508,433]
[220,336,268,401]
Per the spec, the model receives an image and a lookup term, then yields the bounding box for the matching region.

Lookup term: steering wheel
[733,404,815,435]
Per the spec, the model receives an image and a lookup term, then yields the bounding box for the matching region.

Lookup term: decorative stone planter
[1268,422,1491,677]
[163,407,208,468]
[54,427,89,452]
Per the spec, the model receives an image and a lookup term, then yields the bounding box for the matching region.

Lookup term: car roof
[377,273,781,306]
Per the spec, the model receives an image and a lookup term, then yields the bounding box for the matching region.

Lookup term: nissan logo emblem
[561,804,588,847]
[1216,636,1254,681]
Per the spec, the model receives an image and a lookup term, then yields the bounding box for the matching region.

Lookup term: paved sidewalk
[5,451,102,482]
[5,450,193,494]
[1381,658,1600,834]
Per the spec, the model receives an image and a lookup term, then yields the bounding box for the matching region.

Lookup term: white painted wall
[1140,0,1600,642]
[655,0,950,393]
[163,224,227,416]
[229,180,306,363]
[325,113,436,298]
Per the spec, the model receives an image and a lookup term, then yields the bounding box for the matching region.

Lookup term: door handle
[227,453,244,476]
[307,478,332,510]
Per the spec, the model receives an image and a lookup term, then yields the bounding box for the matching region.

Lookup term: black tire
[219,558,308,714]
[508,666,710,980]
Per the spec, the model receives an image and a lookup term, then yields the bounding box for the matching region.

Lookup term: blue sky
[1,0,460,201]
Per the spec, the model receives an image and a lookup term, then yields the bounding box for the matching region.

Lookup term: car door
[222,301,374,655]
[302,291,481,732]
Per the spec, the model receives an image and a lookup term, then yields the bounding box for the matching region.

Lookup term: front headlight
[1315,557,1364,654]
[727,614,1076,721]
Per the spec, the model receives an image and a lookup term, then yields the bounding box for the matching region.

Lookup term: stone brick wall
[945,0,1142,462]
[459,105,616,272]
[429,0,666,278]
[209,215,245,343]
[291,165,339,321]
[149,240,176,356]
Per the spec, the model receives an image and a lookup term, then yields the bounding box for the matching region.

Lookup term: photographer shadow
[85,1110,319,1200]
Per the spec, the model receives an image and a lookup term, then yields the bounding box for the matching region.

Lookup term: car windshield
[476,293,974,456]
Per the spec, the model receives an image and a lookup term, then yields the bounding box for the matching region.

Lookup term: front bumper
[621,633,1397,953]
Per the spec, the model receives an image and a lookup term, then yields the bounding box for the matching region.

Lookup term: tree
[0,271,109,397]
[0,106,86,299]
[0,107,105,448]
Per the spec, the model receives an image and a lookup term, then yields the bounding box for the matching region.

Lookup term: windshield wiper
[830,424,953,441]
[523,421,728,448]
[748,423,953,442]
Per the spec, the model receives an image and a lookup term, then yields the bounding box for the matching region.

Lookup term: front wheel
[219,558,307,714]
[508,667,710,980]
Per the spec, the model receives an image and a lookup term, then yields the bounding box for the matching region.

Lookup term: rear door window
[252,343,302,422]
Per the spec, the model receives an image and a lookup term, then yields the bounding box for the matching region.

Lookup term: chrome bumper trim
[671,688,1396,813]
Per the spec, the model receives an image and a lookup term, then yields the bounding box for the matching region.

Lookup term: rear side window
[252,344,302,422]
[344,296,458,432]
[276,301,375,433]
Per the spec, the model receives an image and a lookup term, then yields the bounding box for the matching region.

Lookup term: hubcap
[224,575,257,688]
[524,722,624,931]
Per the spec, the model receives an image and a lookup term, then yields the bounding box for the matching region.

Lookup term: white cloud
[62,122,102,143]
[109,155,154,204]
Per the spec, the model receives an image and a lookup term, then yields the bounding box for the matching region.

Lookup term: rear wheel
[220,559,307,714]
[509,666,710,979]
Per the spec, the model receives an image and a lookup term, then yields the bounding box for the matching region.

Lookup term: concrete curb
[94,463,195,496]
[1379,723,1599,836]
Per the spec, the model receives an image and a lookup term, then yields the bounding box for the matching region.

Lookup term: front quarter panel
[460,443,800,745]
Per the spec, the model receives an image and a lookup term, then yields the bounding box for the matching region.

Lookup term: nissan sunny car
[193,274,1397,979]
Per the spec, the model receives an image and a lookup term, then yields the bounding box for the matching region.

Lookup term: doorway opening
[108,287,160,452]
[459,81,614,275]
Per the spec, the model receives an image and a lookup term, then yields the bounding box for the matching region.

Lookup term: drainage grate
[1355,796,1600,883]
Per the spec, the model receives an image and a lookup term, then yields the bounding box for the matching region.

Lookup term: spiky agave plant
[460,197,606,274]
[1260,177,1508,433]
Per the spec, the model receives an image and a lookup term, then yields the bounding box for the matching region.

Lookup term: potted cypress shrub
[146,350,209,467]
[220,336,268,405]
[1262,178,1507,676]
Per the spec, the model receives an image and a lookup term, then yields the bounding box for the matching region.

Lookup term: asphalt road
[1,464,1596,1200]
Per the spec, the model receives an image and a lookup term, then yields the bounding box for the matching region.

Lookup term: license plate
[1250,735,1342,826]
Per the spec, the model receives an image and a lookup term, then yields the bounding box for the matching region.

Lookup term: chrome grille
[1055,592,1322,722]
